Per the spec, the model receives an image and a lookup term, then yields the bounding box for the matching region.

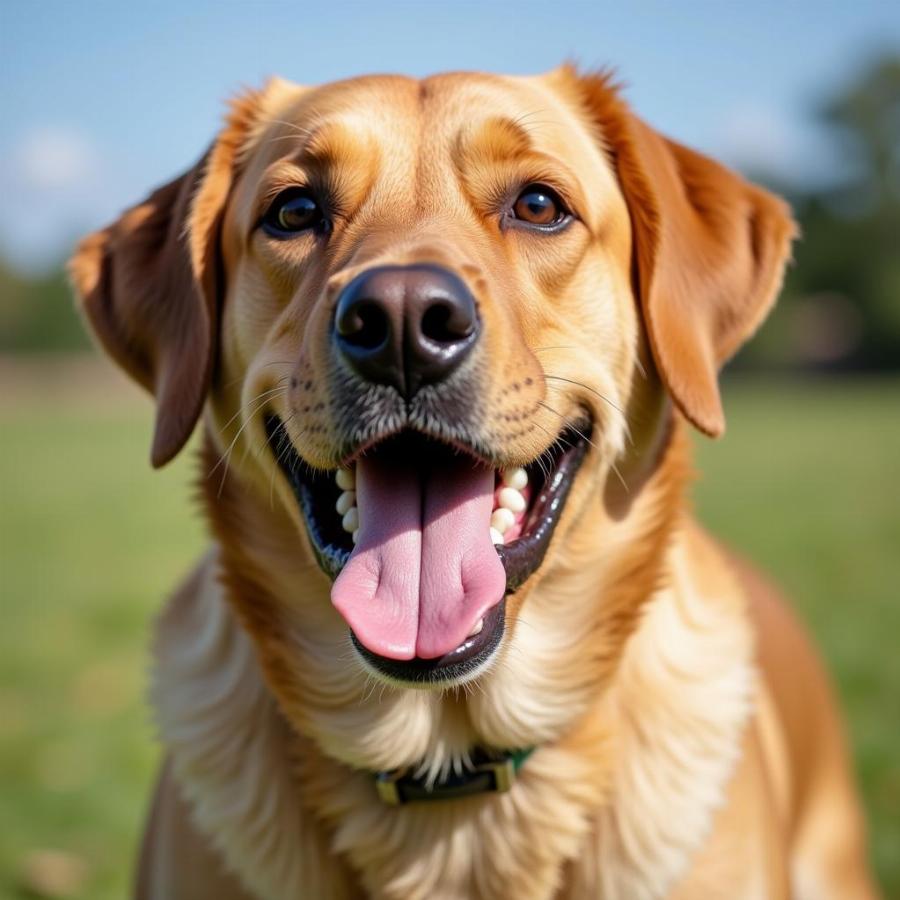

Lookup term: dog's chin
[264,415,592,688]
[350,600,507,690]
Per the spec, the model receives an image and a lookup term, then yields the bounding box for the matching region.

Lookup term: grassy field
[1,369,898,898]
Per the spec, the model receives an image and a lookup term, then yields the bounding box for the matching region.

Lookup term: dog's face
[71,69,793,763]
[216,72,640,679]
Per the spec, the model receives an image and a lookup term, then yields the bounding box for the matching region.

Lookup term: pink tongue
[331,455,505,660]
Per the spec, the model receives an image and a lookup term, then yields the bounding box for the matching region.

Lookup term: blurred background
[1,1,898,897]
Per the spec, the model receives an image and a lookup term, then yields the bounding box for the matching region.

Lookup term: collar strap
[374,747,535,805]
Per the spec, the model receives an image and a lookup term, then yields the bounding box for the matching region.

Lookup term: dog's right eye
[261,189,330,237]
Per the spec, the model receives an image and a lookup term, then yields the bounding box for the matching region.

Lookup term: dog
[69,67,879,899]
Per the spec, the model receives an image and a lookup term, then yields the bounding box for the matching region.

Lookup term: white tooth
[468,617,484,637]
[335,468,355,490]
[502,467,528,490]
[490,527,505,545]
[335,490,356,515]
[498,487,526,514]
[351,529,359,545]
[491,508,515,534]
[342,507,359,533]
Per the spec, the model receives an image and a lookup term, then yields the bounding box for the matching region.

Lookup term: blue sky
[2,0,898,271]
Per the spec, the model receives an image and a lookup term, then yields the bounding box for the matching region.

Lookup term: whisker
[359,674,379,706]
[241,397,298,467]
[211,389,288,497]
[221,363,294,391]
[218,380,289,434]
[537,396,628,491]
[543,375,624,415]
[259,411,297,462]
[536,400,603,455]
[209,391,282,481]
[545,379,633,448]
[529,419,558,483]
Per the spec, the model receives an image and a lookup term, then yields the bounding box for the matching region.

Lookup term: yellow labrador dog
[70,68,879,899]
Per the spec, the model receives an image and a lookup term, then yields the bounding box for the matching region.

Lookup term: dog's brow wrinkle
[508,109,554,134]
[458,116,536,165]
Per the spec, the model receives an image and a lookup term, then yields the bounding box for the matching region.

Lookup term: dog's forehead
[245,71,609,183]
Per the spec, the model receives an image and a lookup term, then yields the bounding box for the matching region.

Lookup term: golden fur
[70,67,878,899]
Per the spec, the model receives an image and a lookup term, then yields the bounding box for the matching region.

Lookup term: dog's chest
[302,738,612,900]
[153,556,753,900]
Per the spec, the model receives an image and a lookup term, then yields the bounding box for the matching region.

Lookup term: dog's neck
[151,417,753,899]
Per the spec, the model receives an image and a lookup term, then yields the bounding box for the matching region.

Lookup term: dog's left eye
[262,189,330,237]
[512,184,568,227]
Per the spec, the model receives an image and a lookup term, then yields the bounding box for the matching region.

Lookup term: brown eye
[262,189,329,237]
[512,185,567,227]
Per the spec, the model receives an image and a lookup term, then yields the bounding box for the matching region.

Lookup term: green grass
[0,402,204,899]
[1,376,898,897]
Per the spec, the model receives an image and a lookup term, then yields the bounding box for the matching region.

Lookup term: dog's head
[71,70,793,723]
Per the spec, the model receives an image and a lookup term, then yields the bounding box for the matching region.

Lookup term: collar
[373,747,535,805]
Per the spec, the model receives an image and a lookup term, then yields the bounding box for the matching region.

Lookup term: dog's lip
[350,601,506,686]
[495,422,590,592]
[263,412,592,629]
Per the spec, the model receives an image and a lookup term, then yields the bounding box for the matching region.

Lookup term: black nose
[333,264,479,397]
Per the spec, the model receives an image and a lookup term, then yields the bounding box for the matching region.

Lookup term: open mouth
[264,415,590,684]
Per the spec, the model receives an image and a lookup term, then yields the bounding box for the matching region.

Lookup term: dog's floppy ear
[69,158,220,467]
[574,71,796,436]
[68,87,270,467]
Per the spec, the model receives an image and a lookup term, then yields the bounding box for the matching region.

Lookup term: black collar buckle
[374,749,532,806]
